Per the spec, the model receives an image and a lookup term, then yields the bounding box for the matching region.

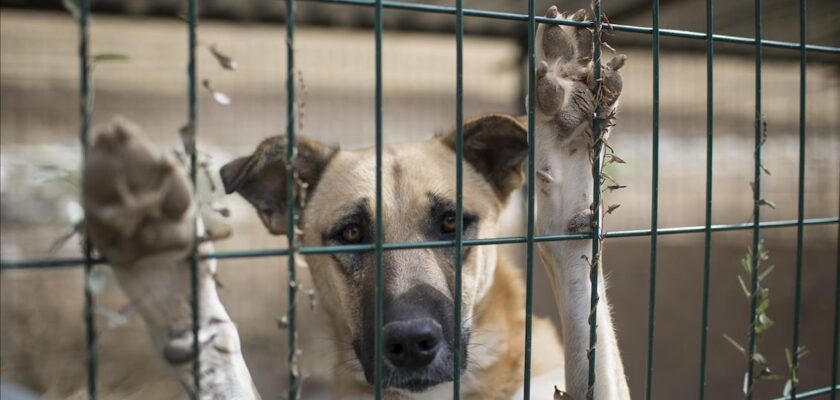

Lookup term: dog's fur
[82,7,629,400]
[221,115,565,399]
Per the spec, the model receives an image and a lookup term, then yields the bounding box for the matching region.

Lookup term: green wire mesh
[0,0,838,399]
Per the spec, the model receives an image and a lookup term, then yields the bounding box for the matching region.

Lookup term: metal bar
[833,217,840,399]
[297,0,840,54]
[644,0,660,397]
[78,0,95,398]
[373,0,384,395]
[4,218,839,270]
[522,0,536,396]
[284,0,299,395]
[746,0,763,397]
[697,0,714,396]
[452,0,464,394]
[588,1,603,398]
[771,385,840,400]
[186,0,201,395]
[790,0,806,397]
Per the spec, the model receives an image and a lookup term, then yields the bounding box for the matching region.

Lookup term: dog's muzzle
[356,284,468,392]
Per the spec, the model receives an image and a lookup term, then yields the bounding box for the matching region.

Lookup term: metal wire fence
[0,0,838,399]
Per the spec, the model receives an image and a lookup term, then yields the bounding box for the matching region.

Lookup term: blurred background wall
[1,0,838,399]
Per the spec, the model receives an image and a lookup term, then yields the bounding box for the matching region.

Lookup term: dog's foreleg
[533,7,630,399]
[83,118,259,400]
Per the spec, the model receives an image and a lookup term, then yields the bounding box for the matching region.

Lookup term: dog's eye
[440,212,457,234]
[340,224,363,244]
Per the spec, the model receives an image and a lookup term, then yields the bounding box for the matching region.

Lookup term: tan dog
[82,6,629,399]
[221,115,564,399]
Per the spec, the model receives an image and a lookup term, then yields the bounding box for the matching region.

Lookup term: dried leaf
[609,154,626,164]
[62,0,81,20]
[760,164,771,176]
[202,79,231,105]
[758,198,776,209]
[91,53,130,63]
[723,333,745,354]
[209,44,238,71]
[606,204,620,214]
[607,184,627,191]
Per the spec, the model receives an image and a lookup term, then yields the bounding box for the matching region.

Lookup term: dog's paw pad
[567,210,593,232]
[536,7,627,130]
[83,117,194,262]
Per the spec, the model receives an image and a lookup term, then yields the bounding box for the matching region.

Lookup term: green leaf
[756,313,774,336]
[757,373,785,381]
[756,296,770,315]
[723,333,746,354]
[91,53,130,63]
[785,348,793,369]
[741,254,752,274]
[758,264,775,281]
[738,275,751,299]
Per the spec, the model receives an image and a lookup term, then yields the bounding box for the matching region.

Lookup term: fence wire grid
[0,0,839,399]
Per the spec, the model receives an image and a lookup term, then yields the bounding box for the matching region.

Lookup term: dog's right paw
[83,117,194,265]
[536,7,626,140]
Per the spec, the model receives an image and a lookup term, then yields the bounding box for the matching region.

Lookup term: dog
[82,6,629,399]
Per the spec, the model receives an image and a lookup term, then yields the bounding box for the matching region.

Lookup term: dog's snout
[383,318,442,370]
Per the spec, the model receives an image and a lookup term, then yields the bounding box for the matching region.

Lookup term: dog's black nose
[383,318,442,370]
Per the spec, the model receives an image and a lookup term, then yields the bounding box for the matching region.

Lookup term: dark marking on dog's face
[222,114,528,393]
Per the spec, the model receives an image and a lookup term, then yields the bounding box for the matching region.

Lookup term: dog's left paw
[83,117,194,265]
[535,7,626,140]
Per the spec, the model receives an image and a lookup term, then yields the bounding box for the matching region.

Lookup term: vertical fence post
[790,0,806,397]
[697,0,714,397]
[522,0,536,397]
[284,0,299,396]
[644,0,661,398]
[745,0,763,397]
[452,0,465,396]
[373,0,384,396]
[587,2,603,399]
[832,220,840,399]
[185,0,201,395]
[78,0,96,398]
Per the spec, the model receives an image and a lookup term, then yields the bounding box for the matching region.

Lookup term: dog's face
[221,115,527,393]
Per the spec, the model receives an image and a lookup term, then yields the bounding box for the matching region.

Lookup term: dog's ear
[220,135,336,235]
[442,114,528,201]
